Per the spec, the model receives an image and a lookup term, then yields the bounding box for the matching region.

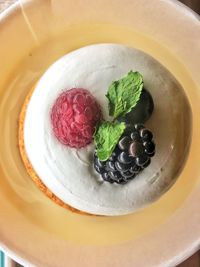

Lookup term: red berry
[51,88,102,148]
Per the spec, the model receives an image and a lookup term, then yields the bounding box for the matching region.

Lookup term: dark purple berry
[94,156,105,168]
[124,124,135,134]
[130,131,140,141]
[118,89,154,124]
[148,151,155,157]
[115,179,128,185]
[144,141,155,154]
[102,172,109,180]
[134,123,144,131]
[118,136,131,151]
[140,128,153,141]
[109,154,116,161]
[129,142,144,157]
[130,164,141,174]
[115,161,131,172]
[102,172,114,183]
[94,164,103,174]
[109,171,121,181]
[106,161,115,172]
[136,154,149,166]
[142,158,151,168]
[118,152,133,164]
[121,170,134,179]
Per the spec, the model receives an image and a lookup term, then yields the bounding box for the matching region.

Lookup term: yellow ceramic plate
[0,0,200,266]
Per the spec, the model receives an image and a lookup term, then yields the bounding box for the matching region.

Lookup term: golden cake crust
[18,87,92,215]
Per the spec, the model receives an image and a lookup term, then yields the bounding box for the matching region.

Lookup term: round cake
[19,44,191,216]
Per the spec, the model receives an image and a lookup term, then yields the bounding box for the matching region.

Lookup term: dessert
[19,44,191,216]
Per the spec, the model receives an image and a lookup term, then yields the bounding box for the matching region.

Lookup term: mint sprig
[94,121,125,161]
[94,70,144,161]
[106,71,143,119]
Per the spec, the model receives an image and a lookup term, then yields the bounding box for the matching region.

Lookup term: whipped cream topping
[24,44,191,215]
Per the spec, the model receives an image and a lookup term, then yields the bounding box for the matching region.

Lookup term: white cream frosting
[24,44,191,216]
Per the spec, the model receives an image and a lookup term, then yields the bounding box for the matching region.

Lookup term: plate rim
[0,0,200,266]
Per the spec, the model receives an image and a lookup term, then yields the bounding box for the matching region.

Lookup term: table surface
[0,0,199,267]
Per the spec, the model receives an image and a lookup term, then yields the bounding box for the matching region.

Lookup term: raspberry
[94,124,155,184]
[51,88,102,148]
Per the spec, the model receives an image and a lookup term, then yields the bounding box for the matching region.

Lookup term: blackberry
[118,89,154,124]
[94,124,155,184]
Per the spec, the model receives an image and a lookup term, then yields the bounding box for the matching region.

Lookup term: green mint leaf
[106,71,144,119]
[94,121,126,161]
